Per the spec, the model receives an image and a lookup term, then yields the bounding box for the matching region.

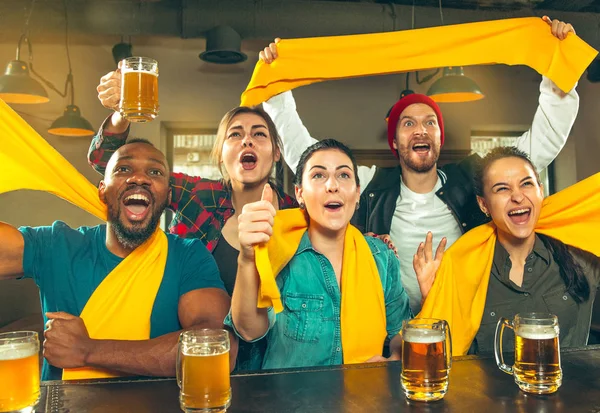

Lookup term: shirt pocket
[283,293,324,343]
[477,301,518,353]
[542,288,578,342]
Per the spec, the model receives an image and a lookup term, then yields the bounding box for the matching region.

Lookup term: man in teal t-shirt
[0,139,234,380]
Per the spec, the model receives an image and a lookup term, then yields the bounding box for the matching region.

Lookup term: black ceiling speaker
[587,57,600,83]
[199,25,247,64]
[112,42,133,65]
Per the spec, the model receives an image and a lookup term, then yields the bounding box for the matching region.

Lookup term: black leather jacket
[352,154,488,234]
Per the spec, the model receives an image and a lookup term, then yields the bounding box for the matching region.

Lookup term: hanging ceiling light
[427,66,485,103]
[47,1,94,136]
[48,73,94,137]
[424,0,484,103]
[0,1,49,105]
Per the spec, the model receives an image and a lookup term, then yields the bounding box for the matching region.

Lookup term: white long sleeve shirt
[263,76,579,312]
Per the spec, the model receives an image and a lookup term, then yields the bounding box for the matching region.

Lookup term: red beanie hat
[386,94,444,158]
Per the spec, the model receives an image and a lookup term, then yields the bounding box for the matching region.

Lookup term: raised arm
[0,222,25,280]
[515,17,579,171]
[230,184,275,341]
[260,39,318,174]
[260,40,377,190]
[88,68,131,175]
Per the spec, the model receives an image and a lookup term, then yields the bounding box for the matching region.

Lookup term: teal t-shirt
[19,221,224,381]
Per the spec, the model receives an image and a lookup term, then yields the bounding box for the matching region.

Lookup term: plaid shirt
[88,120,297,252]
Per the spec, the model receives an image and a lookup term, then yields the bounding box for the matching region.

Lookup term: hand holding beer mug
[494,313,562,394]
[177,329,231,413]
[0,331,40,413]
[119,57,159,122]
[401,319,452,402]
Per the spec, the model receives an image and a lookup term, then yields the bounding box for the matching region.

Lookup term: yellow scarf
[255,208,387,364]
[419,172,600,356]
[0,99,168,380]
[240,17,597,106]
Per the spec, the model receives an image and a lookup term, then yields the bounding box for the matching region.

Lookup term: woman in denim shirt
[228,139,412,369]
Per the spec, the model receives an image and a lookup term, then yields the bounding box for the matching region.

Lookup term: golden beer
[0,332,40,413]
[177,329,231,413]
[120,57,159,123]
[513,326,561,394]
[401,319,451,402]
[495,313,562,394]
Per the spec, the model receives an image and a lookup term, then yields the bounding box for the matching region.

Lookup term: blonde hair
[210,106,282,182]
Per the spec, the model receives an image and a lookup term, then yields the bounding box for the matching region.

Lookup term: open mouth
[122,192,151,221]
[324,201,343,212]
[507,207,531,224]
[240,151,257,170]
[412,142,431,154]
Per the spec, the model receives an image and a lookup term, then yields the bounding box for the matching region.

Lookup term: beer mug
[494,313,562,394]
[177,329,231,413]
[401,318,452,402]
[0,331,40,413]
[119,56,159,122]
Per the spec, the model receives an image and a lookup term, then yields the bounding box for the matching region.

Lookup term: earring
[299,202,305,210]
[355,202,360,211]
[484,211,490,218]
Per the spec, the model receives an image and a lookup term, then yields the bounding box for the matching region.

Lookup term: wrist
[107,112,130,134]
[83,338,99,366]
[238,252,255,266]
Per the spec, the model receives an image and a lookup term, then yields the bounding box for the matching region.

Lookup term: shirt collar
[531,234,552,265]
[492,234,552,279]
[295,231,313,255]
[218,180,292,210]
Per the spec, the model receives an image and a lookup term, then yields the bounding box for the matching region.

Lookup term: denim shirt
[226,231,412,370]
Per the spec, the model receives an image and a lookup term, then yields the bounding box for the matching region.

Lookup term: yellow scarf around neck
[0,99,168,380]
[419,172,600,356]
[241,17,597,106]
[255,208,387,364]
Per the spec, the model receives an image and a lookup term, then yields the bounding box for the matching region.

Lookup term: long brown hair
[474,147,590,303]
[210,106,282,182]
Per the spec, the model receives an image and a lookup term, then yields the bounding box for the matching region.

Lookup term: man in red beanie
[260,16,576,313]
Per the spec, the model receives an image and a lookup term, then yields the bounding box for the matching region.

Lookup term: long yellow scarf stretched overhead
[255,209,387,364]
[241,17,597,106]
[0,99,168,380]
[419,172,600,356]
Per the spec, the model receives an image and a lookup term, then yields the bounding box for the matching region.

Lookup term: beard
[107,191,169,251]
[398,145,440,173]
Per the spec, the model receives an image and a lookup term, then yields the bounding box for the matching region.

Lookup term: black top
[353,154,487,236]
[212,235,267,371]
[212,235,240,296]
[475,235,600,353]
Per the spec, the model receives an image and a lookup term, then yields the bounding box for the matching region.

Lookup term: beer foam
[183,345,228,357]
[517,326,558,340]
[403,329,445,344]
[122,69,158,77]
[0,342,37,360]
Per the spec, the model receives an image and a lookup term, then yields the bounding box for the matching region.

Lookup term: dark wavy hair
[294,139,360,187]
[474,146,590,303]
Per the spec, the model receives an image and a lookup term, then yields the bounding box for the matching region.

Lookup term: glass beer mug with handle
[494,312,562,394]
[177,329,232,413]
[0,331,40,413]
[401,318,452,402]
[119,57,159,122]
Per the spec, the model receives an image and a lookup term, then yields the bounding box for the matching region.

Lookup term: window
[172,131,221,179]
